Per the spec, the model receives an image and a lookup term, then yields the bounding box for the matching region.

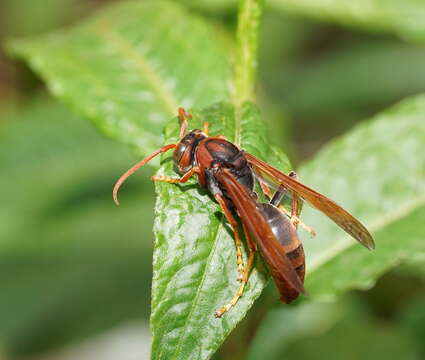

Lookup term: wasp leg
[269,184,286,207]
[286,171,316,236]
[203,122,209,136]
[287,171,300,228]
[278,205,316,237]
[258,181,272,201]
[151,166,200,184]
[215,224,256,318]
[178,107,192,139]
[264,175,316,237]
[215,194,245,281]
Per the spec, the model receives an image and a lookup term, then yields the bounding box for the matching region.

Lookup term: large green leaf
[296,94,425,298]
[248,296,421,360]
[179,0,425,43]
[269,0,425,43]
[151,101,290,360]
[247,300,347,360]
[0,98,155,356]
[271,42,425,118]
[7,0,231,156]
[233,94,425,360]
[9,1,425,359]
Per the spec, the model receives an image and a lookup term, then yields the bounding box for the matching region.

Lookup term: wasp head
[173,129,206,173]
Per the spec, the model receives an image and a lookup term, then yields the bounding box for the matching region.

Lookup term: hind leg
[215,224,256,318]
[260,177,316,237]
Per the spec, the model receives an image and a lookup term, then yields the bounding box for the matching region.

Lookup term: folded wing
[214,167,305,299]
[245,152,375,250]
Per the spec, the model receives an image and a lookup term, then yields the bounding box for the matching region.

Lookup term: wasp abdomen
[257,203,305,302]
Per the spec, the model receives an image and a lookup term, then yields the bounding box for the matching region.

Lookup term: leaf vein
[173,221,226,358]
[308,195,425,273]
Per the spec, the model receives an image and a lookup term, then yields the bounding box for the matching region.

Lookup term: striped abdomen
[257,203,305,303]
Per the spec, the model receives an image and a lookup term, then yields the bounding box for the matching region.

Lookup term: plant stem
[233,0,264,144]
[234,0,264,105]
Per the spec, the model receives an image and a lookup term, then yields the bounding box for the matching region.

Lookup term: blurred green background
[1,1,425,359]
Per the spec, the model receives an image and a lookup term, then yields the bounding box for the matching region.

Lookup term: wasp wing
[245,152,375,250]
[214,168,306,299]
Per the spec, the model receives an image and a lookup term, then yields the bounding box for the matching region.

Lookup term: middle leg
[215,194,245,281]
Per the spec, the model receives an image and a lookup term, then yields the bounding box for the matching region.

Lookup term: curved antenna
[113,143,176,205]
[178,107,192,139]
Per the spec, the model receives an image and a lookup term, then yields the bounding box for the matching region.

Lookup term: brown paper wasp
[113,108,375,317]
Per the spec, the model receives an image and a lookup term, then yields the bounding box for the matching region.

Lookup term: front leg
[151,166,200,184]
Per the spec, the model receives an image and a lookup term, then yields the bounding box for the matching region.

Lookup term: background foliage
[1,0,425,359]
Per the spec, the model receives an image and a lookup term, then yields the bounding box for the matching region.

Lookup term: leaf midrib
[172,108,242,358]
[171,223,226,358]
[95,17,179,116]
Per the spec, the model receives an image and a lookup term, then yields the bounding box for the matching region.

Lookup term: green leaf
[151,101,290,360]
[276,42,425,118]
[297,94,425,299]
[269,0,425,43]
[0,97,155,355]
[6,0,232,156]
[179,0,237,13]
[249,296,421,360]
[400,287,425,356]
[247,301,345,360]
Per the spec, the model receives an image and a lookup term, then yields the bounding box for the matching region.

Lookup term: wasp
[113,108,375,317]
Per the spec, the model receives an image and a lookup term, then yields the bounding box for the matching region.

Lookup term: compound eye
[173,142,188,164]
